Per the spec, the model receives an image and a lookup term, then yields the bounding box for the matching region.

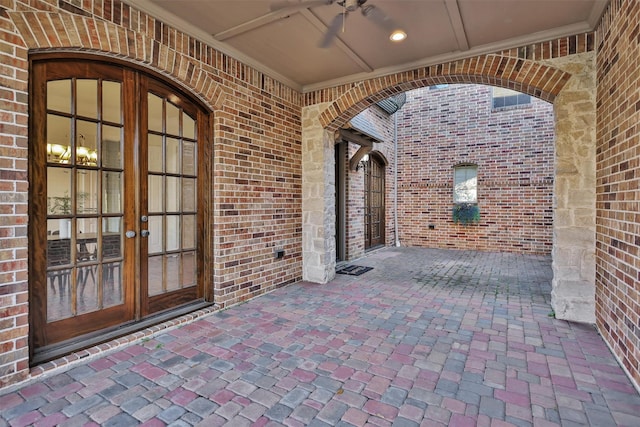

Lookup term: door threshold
[32,300,216,365]
[365,244,385,253]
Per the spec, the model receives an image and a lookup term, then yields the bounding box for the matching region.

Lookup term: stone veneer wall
[595,0,640,388]
[396,85,554,253]
[545,53,597,324]
[301,103,335,283]
[0,0,302,387]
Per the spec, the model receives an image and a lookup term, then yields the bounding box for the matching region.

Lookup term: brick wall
[213,86,302,305]
[344,141,365,259]
[595,0,640,387]
[0,0,30,386]
[395,85,554,253]
[0,0,302,387]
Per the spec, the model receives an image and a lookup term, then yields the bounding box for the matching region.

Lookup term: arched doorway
[29,55,212,362]
[364,154,385,250]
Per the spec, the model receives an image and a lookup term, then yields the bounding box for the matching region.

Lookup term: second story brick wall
[395,85,555,253]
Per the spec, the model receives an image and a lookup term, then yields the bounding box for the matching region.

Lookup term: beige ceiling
[128,0,608,92]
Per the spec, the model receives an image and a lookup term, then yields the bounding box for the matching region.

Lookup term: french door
[30,58,209,358]
[364,154,385,250]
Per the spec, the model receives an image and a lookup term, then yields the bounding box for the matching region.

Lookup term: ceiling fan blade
[320,12,346,48]
[361,4,397,32]
[271,0,335,13]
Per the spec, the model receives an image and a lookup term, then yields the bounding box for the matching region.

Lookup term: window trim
[453,163,478,204]
[491,87,531,110]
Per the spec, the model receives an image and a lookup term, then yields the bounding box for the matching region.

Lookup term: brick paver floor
[2,248,640,426]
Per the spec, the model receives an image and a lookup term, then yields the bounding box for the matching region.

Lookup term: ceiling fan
[271,0,402,48]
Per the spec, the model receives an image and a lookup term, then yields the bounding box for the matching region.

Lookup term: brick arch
[9,11,227,111]
[319,55,572,131]
[369,150,389,167]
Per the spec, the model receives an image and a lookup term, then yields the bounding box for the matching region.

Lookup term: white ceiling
[127,0,608,92]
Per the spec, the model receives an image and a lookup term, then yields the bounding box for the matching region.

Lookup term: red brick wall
[0,0,30,386]
[595,0,640,387]
[395,85,554,253]
[345,142,365,258]
[214,88,302,303]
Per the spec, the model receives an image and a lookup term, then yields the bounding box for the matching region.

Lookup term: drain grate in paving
[336,265,373,276]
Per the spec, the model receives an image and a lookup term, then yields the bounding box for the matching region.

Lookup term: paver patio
[1,247,640,426]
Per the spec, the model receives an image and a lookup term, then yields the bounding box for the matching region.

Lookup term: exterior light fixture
[357,154,370,171]
[390,30,407,42]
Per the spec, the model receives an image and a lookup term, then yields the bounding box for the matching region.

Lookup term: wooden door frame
[28,53,214,363]
[335,142,347,262]
[364,152,386,250]
[139,76,209,317]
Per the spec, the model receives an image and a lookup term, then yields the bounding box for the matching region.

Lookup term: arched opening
[302,54,596,323]
[333,107,391,261]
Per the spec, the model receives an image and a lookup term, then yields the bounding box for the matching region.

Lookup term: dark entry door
[364,155,385,249]
[30,58,207,358]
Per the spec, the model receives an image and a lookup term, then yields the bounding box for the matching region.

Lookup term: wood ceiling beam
[444,0,469,51]
[300,9,374,73]
[214,0,335,41]
[338,128,375,147]
[214,7,302,41]
[349,145,372,171]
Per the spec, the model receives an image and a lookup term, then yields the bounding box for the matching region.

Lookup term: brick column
[548,52,597,323]
[302,104,336,283]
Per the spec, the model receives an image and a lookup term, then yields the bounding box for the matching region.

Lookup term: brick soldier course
[1,248,639,426]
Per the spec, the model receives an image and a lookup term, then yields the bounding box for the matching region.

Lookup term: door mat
[336,265,373,276]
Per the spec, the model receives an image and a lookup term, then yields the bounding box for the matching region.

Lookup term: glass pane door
[31,59,206,358]
[45,77,125,322]
[142,83,199,316]
[365,156,385,249]
[32,61,135,354]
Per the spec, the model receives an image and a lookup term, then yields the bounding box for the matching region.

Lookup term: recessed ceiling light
[390,30,407,42]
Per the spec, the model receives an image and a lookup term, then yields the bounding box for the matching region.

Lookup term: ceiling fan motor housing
[342,0,367,12]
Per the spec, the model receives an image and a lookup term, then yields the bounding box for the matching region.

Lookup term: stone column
[302,103,336,283]
[548,52,597,323]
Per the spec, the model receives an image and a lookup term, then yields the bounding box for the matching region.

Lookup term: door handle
[141,230,150,238]
[125,230,136,238]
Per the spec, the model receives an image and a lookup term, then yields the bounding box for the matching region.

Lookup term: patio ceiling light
[390,29,407,42]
